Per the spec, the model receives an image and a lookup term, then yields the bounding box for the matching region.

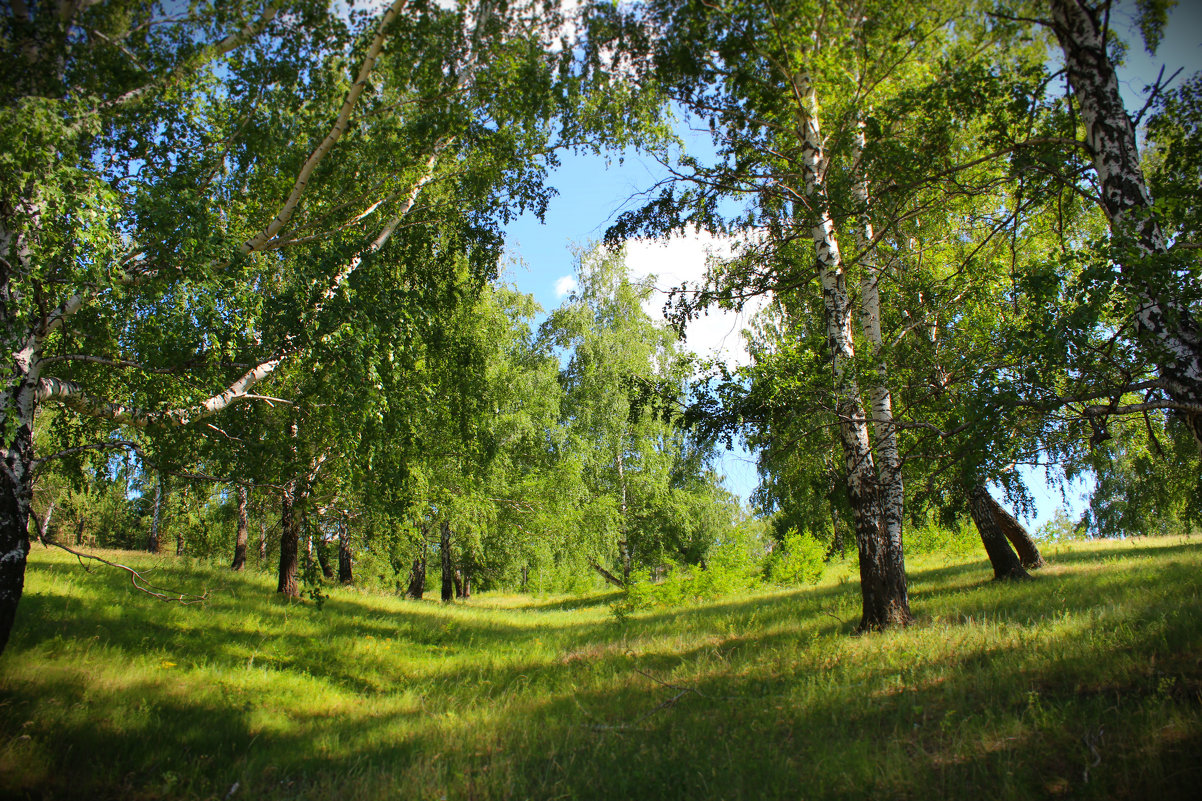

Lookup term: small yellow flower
[159,660,177,669]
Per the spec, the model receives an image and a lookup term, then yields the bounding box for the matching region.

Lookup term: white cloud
[623,231,768,368]
[553,275,578,298]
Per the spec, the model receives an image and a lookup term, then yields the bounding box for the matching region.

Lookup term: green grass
[2,537,1200,800]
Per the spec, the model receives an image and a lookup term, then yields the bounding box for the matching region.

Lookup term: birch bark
[792,72,911,630]
[851,117,907,606]
[1049,0,1202,447]
[968,485,1028,580]
[276,482,299,596]
[338,520,354,585]
[440,520,454,602]
[232,485,249,571]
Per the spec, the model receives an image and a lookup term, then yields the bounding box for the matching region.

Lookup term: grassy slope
[1,537,1199,801]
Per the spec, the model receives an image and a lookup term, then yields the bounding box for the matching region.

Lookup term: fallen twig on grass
[38,539,209,605]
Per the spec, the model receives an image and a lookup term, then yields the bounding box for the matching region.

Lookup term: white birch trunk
[851,119,907,585]
[616,445,631,584]
[792,72,911,629]
[1049,0,1202,446]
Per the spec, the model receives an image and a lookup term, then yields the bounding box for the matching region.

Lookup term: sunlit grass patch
[2,535,1200,800]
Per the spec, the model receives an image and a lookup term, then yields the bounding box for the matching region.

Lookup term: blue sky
[499,2,1202,527]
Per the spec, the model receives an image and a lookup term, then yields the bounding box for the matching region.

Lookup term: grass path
[1,536,1200,799]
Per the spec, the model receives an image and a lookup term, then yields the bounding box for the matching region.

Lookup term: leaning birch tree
[1044,0,1202,446]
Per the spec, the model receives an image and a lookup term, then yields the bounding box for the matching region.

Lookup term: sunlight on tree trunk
[968,486,1029,581]
[231,486,249,571]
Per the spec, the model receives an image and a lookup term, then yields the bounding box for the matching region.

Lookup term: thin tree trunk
[440,520,454,603]
[453,569,463,598]
[33,502,54,544]
[968,485,1029,580]
[982,490,1045,568]
[277,484,299,596]
[148,473,163,554]
[616,447,632,584]
[792,70,911,630]
[1050,0,1202,447]
[406,529,426,598]
[829,497,845,558]
[338,520,353,585]
[175,485,187,556]
[589,559,625,588]
[258,512,267,562]
[231,485,249,571]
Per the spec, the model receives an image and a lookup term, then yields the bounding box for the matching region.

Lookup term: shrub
[766,529,826,586]
[906,518,979,555]
[611,539,762,620]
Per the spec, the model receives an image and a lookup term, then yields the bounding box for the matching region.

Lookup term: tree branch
[239,0,409,256]
[36,353,287,427]
[37,540,209,605]
[102,1,282,110]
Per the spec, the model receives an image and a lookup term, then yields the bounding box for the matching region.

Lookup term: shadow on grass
[2,539,1200,800]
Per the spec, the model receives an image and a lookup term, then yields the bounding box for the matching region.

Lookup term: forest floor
[1,535,1200,800]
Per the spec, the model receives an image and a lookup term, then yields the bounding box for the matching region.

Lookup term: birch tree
[599,0,943,627]
[0,0,603,652]
[1043,0,1202,446]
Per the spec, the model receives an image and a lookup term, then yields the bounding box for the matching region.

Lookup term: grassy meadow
[1,536,1200,800]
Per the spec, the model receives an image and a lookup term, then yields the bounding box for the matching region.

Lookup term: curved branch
[239,0,409,256]
[36,354,286,427]
[37,540,208,605]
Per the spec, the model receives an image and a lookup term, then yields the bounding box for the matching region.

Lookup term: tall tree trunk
[316,537,334,579]
[1050,0,1202,447]
[828,497,845,558]
[792,70,911,630]
[968,485,1029,580]
[0,402,35,655]
[338,520,354,585]
[231,485,249,571]
[616,447,632,584]
[277,484,299,596]
[982,490,1045,568]
[258,513,267,562]
[175,485,187,556]
[853,116,908,591]
[148,473,164,554]
[0,6,92,655]
[453,569,463,598]
[406,529,426,598]
[440,520,454,603]
[589,559,625,588]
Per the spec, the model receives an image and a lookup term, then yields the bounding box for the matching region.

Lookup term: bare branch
[32,439,145,470]
[38,541,209,605]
